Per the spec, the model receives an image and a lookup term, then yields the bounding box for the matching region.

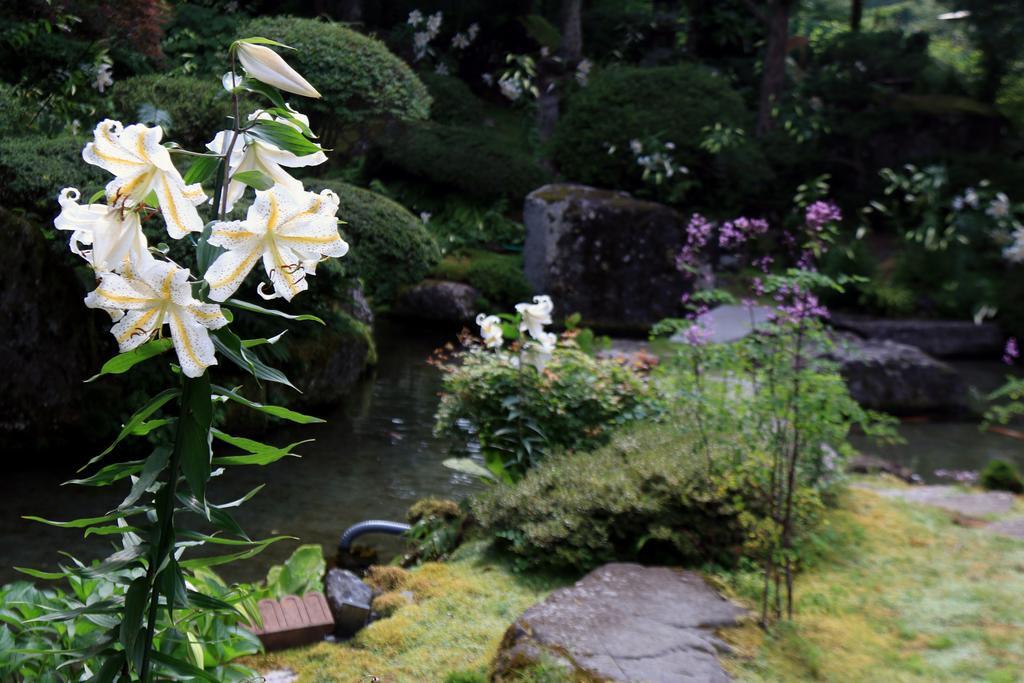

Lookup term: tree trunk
[756,1,792,135]
[850,0,863,31]
[536,0,583,145]
[561,0,583,61]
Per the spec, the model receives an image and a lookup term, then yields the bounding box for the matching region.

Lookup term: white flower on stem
[413,31,432,61]
[221,71,243,92]
[204,185,348,302]
[206,110,327,212]
[515,294,553,341]
[1004,227,1024,263]
[467,23,480,41]
[85,260,227,378]
[93,63,113,93]
[83,120,207,239]
[235,41,321,99]
[987,192,1011,219]
[55,187,154,273]
[476,314,504,349]
[523,330,557,371]
[964,187,979,208]
[434,62,450,75]
[575,58,592,86]
[451,32,470,50]
[629,139,643,155]
[426,11,443,36]
[408,9,424,26]
[498,76,522,101]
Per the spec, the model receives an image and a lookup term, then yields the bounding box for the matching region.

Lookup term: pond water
[0,320,479,584]
[2,331,1022,584]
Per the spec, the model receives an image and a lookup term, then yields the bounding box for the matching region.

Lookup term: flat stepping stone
[986,516,1024,540]
[670,304,775,345]
[873,485,1016,517]
[492,562,746,683]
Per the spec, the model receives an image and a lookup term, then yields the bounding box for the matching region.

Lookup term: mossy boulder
[522,184,690,331]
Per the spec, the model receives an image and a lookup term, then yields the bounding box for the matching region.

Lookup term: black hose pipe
[338,519,411,553]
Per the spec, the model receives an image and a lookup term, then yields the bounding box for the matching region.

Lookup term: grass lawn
[249,485,1023,682]
[720,486,1024,683]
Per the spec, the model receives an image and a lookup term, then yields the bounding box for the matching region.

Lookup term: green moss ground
[250,485,1023,682]
[248,542,567,682]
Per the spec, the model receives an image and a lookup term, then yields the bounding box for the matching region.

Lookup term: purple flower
[1004,337,1019,365]
[677,213,714,272]
[805,200,842,232]
[774,286,829,324]
[753,255,774,273]
[719,216,769,249]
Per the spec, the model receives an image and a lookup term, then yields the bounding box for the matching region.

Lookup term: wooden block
[249,592,335,652]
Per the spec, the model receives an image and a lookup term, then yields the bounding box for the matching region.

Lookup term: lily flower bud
[235,41,321,99]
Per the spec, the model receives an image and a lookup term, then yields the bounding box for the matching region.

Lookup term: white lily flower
[515,295,553,341]
[476,314,504,349]
[987,192,1011,219]
[523,330,557,371]
[235,42,321,99]
[85,260,228,378]
[206,111,327,213]
[83,120,207,239]
[204,185,348,302]
[55,187,154,274]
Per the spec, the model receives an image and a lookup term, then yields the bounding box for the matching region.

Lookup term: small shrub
[435,345,662,480]
[550,64,765,208]
[473,421,816,573]
[432,249,531,307]
[107,73,238,148]
[979,459,1024,494]
[304,178,440,303]
[378,123,551,202]
[0,83,35,137]
[371,591,412,618]
[240,16,429,147]
[419,72,485,125]
[0,134,106,210]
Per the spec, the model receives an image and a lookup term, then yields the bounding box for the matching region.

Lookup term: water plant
[9,35,347,679]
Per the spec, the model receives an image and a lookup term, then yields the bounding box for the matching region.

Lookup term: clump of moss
[980,459,1024,494]
[431,249,531,308]
[409,498,462,524]
[372,590,413,618]
[365,565,411,592]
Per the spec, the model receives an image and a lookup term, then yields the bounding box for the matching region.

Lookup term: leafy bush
[550,64,765,208]
[240,16,429,147]
[261,544,327,599]
[473,420,815,573]
[979,459,1024,494]
[432,249,531,307]
[304,178,440,303]
[0,134,105,211]
[0,83,34,137]
[107,73,238,148]
[377,123,551,202]
[435,345,661,481]
[419,72,485,125]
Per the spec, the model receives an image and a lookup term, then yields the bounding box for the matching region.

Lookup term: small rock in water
[261,669,298,683]
[325,568,373,638]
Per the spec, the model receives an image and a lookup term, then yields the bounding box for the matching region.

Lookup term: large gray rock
[325,568,373,638]
[393,279,480,322]
[524,184,690,331]
[831,314,1003,359]
[872,485,1016,517]
[492,563,745,683]
[827,335,967,415]
[670,304,776,344]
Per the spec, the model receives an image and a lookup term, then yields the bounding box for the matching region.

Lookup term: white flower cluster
[606,138,687,186]
[409,9,445,61]
[54,41,348,378]
[476,295,557,371]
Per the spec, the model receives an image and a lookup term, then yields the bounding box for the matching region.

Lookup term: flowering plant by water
[434,297,660,484]
[12,36,347,680]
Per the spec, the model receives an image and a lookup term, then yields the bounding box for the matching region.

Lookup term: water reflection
[0,320,480,584]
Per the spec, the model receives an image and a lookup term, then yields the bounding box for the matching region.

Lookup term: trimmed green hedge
[550,64,765,207]
[432,249,531,308]
[107,74,237,149]
[378,123,550,201]
[419,72,485,125]
[240,16,430,141]
[304,178,440,303]
[0,134,105,211]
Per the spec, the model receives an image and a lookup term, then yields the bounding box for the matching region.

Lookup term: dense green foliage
[419,72,485,125]
[107,74,237,148]
[377,123,550,201]
[979,459,1024,494]
[473,421,780,572]
[240,16,430,147]
[550,64,766,207]
[305,178,440,303]
[431,249,531,308]
[0,134,105,210]
[435,345,661,482]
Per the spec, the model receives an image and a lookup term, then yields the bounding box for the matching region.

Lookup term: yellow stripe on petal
[171,312,205,372]
[115,308,159,343]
